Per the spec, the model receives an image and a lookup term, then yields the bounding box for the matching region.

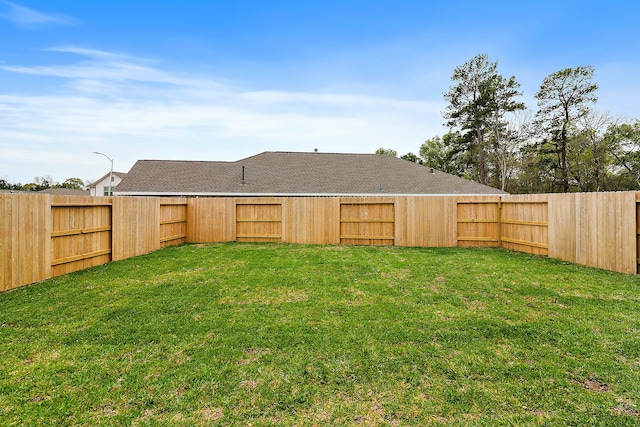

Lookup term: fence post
[497,197,502,248]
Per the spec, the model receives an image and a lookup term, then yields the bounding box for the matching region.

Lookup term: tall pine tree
[534,66,598,192]
[443,54,524,185]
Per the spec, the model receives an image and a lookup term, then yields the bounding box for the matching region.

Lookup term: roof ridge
[241,151,383,158]
[135,159,230,163]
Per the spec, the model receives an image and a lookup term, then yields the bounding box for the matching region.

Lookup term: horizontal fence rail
[160,202,188,247]
[1,192,638,292]
[339,201,395,245]
[50,199,113,277]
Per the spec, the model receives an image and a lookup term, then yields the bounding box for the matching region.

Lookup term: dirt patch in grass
[580,378,609,392]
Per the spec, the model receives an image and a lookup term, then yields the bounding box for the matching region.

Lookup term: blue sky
[1,0,639,184]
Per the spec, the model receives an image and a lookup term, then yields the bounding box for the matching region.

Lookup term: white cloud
[0,48,444,183]
[1,1,74,27]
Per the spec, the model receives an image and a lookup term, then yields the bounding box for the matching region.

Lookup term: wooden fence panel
[456,198,500,247]
[160,200,188,247]
[0,193,51,291]
[500,195,549,256]
[340,199,395,245]
[236,201,282,242]
[50,202,112,277]
[188,197,235,242]
[396,196,458,247]
[548,192,637,274]
[285,197,341,244]
[112,197,160,261]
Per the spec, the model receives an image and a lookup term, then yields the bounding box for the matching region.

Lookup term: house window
[103,186,114,196]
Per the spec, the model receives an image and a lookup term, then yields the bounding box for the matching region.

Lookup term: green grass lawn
[1,243,640,426]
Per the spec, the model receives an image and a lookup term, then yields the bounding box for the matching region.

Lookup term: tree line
[377,54,640,193]
[0,176,86,192]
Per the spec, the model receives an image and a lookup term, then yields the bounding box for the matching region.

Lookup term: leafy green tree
[400,152,423,164]
[443,54,524,186]
[419,134,461,175]
[58,177,85,189]
[485,77,527,191]
[606,120,640,189]
[22,176,53,191]
[533,66,598,192]
[566,112,617,192]
[511,143,555,194]
[375,148,397,157]
[0,178,23,190]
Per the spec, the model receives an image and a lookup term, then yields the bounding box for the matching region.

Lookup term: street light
[93,151,114,196]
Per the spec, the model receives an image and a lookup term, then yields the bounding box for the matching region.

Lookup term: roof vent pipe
[241,165,246,185]
[314,148,318,153]
[430,168,434,174]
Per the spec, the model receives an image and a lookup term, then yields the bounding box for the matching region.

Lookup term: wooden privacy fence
[236,201,283,242]
[160,202,188,247]
[1,192,639,293]
[51,198,112,277]
[1,194,188,292]
[340,201,395,245]
[456,196,549,255]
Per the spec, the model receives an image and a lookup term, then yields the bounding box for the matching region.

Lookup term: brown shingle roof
[115,151,506,195]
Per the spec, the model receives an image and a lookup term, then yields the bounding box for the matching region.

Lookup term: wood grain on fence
[285,197,341,244]
[340,198,395,245]
[187,197,235,242]
[637,195,640,274]
[50,196,112,276]
[2,192,640,293]
[111,197,160,261]
[1,193,51,291]
[395,196,458,248]
[236,199,283,242]
[548,192,637,274]
[0,194,8,292]
[160,198,188,247]
[500,194,549,256]
[456,197,501,247]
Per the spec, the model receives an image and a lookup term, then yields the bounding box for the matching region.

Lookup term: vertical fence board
[420,196,450,247]
[637,196,640,274]
[0,194,10,291]
[611,192,635,274]
[400,196,458,247]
